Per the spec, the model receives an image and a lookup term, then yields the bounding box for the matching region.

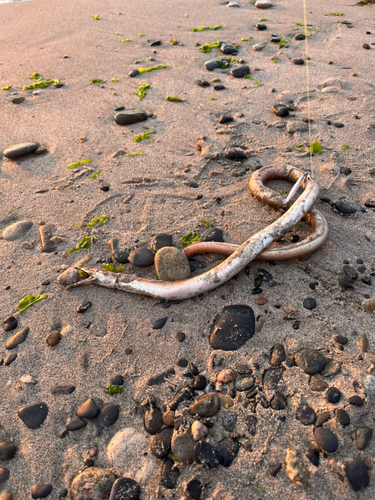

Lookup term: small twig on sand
[99,324,128,364]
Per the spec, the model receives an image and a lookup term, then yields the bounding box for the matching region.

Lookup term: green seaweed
[325,13,344,16]
[90,79,103,84]
[181,233,199,246]
[23,73,63,91]
[199,41,221,53]
[85,215,108,228]
[103,263,125,273]
[192,25,222,32]
[134,83,151,100]
[105,384,124,395]
[241,37,253,41]
[133,131,156,142]
[90,171,102,179]
[258,18,267,21]
[2,85,11,90]
[166,96,184,102]
[66,159,92,169]
[111,78,119,82]
[138,33,145,37]
[278,38,290,48]
[67,236,96,255]
[342,144,349,153]
[291,143,306,152]
[310,141,323,154]
[138,65,168,73]
[199,219,214,227]
[18,294,46,313]
[128,152,145,157]
[92,15,100,20]
[121,39,131,42]
[255,483,265,494]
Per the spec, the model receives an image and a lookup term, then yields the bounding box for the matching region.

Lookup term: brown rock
[162,411,175,427]
[364,301,375,312]
[309,376,328,392]
[343,265,358,279]
[189,392,219,417]
[216,369,236,384]
[254,297,268,305]
[364,456,373,470]
[359,334,369,352]
[46,331,60,347]
[283,304,299,317]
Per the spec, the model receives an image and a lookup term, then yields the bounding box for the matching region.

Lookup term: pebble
[294,34,306,40]
[335,199,357,215]
[222,413,237,432]
[129,70,139,77]
[160,458,180,489]
[151,317,168,329]
[193,375,207,390]
[339,275,354,288]
[0,442,16,461]
[234,376,254,391]
[217,369,236,384]
[343,265,357,279]
[255,0,273,8]
[0,467,9,484]
[314,427,338,453]
[66,418,87,431]
[294,348,327,374]
[334,335,348,345]
[150,428,173,458]
[39,224,55,253]
[225,149,247,160]
[303,297,316,310]
[107,428,156,483]
[285,448,309,488]
[2,220,33,241]
[270,344,285,366]
[151,233,172,252]
[217,438,239,467]
[194,441,221,467]
[356,427,373,450]
[359,333,369,352]
[227,1,240,6]
[219,115,233,124]
[254,296,267,305]
[96,404,119,429]
[4,353,17,366]
[253,43,266,51]
[3,142,39,159]
[171,430,196,465]
[147,368,175,386]
[321,360,341,378]
[5,327,29,350]
[334,408,350,427]
[175,331,186,342]
[345,460,369,491]
[364,301,375,312]
[272,104,289,117]
[191,421,209,440]
[256,23,267,30]
[2,316,17,332]
[77,301,92,313]
[128,248,154,267]
[305,449,319,467]
[363,43,371,49]
[71,468,116,500]
[271,393,286,410]
[18,402,48,429]
[263,367,285,390]
[196,80,210,87]
[31,484,52,499]
[186,479,202,499]
[76,398,100,419]
[154,247,191,281]
[109,478,140,500]
[51,385,75,395]
[12,96,25,104]
[292,58,305,65]
[163,411,175,427]
[169,387,194,411]
[327,387,341,404]
[144,406,163,434]
[108,238,129,264]
[220,44,237,55]
[230,65,250,78]
[111,375,124,386]
[114,109,147,125]
[189,392,219,417]
[99,180,110,192]
[150,40,161,46]
[315,411,330,427]
[46,330,60,347]
[348,395,364,406]
[204,60,221,71]
[200,228,223,242]
[209,305,255,351]
[296,405,316,425]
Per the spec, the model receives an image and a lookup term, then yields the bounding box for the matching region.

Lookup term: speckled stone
[71,468,116,499]
[154,247,191,281]
[294,349,327,374]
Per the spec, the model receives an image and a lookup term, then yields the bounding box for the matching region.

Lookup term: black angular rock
[0,467,9,483]
[18,403,48,429]
[150,428,173,459]
[31,484,52,499]
[306,449,319,467]
[110,375,124,386]
[108,238,129,263]
[271,393,286,410]
[292,58,305,65]
[216,438,240,467]
[66,418,87,431]
[225,149,247,161]
[214,85,226,91]
[219,115,233,124]
[196,80,211,87]
[220,43,237,54]
[77,301,92,313]
[230,65,250,78]
[114,109,147,125]
[151,233,172,252]
[294,348,327,374]
[169,387,194,411]
[294,33,306,40]
[186,479,202,499]
[314,427,338,453]
[210,305,255,351]
[335,199,357,215]
[194,441,222,467]
[334,408,350,427]
[296,405,316,425]
[150,40,161,46]
[2,316,17,332]
[76,399,100,419]
[151,317,168,329]
[345,459,370,491]
[144,406,163,434]
[327,387,341,404]
[256,23,267,30]
[339,275,354,288]
[0,442,16,461]
[223,413,237,432]
[129,248,155,267]
[272,104,289,117]
[160,458,180,489]
[110,477,140,500]
[199,228,224,243]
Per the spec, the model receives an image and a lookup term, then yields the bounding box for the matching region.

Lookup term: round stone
[263,367,285,390]
[294,348,327,374]
[189,392,219,417]
[0,467,10,484]
[333,335,348,345]
[162,411,175,427]
[151,233,172,252]
[128,248,154,267]
[2,221,33,241]
[306,450,319,467]
[292,58,305,65]
[66,418,87,431]
[171,430,196,465]
[255,0,273,8]
[315,411,330,427]
[144,406,163,435]
[18,403,48,429]
[77,399,100,419]
[216,438,240,467]
[46,331,60,347]
[253,43,266,51]
[272,104,289,117]
[327,387,341,404]
[314,427,338,453]
[175,331,186,342]
[193,375,207,391]
[348,395,364,406]
[194,441,221,467]
[191,421,208,441]
[271,393,286,410]
[222,413,237,432]
[294,33,306,40]
[230,65,250,78]
[110,375,124,386]
[296,405,316,425]
[204,60,221,71]
[256,23,267,30]
[0,442,16,461]
[96,404,119,429]
[2,316,17,332]
[339,275,354,288]
[151,317,168,329]
[220,44,237,55]
[150,428,173,459]
[3,142,39,159]
[186,480,202,500]
[356,427,373,450]
[31,484,52,499]
[335,199,357,215]
[160,458,180,489]
[71,468,116,500]
[216,369,236,384]
[345,460,369,491]
[334,408,350,427]
[0,493,13,500]
[114,110,147,125]
[5,327,29,350]
[303,298,316,310]
[270,344,285,366]
[109,478,140,500]
[209,305,255,351]
[234,376,254,392]
[154,247,191,281]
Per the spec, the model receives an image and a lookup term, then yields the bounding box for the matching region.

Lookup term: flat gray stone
[3,142,39,159]
[71,468,116,500]
[3,220,33,241]
[155,247,191,281]
[114,109,147,126]
[204,60,221,71]
[255,0,273,8]
[5,327,29,350]
[171,429,196,465]
[253,43,266,51]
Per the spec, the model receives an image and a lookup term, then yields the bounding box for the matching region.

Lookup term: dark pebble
[292,58,305,65]
[196,80,210,87]
[160,458,180,489]
[356,427,373,450]
[152,317,168,329]
[339,275,354,288]
[176,358,188,367]
[150,40,161,46]
[335,199,357,215]
[4,353,17,366]
[363,43,371,49]
[263,367,285,390]
[96,404,119,429]
[210,305,255,351]
[0,442,16,461]
[66,418,87,431]
[77,301,92,313]
[223,413,237,432]
[18,402,48,429]
[220,43,237,54]
[271,393,286,410]
[303,297,316,310]
[114,109,147,125]
[31,484,52,499]
[327,387,341,404]
[272,104,289,117]
[129,69,140,77]
[147,368,175,386]
[345,459,369,491]
[314,427,338,453]
[270,344,285,366]
[60,489,68,498]
[230,65,250,78]
[129,248,155,267]
[144,406,163,434]
[0,467,10,483]
[306,450,319,467]
[110,375,124,386]
[270,37,281,43]
[109,477,140,500]
[219,115,233,124]
[269,463,282,476]
[334,335,348,345]
[256,23,267,30]
[2,316,17,332]
[362,276,371,285]
[348,395,363,406]
[150,428,173,459]
[294,348,327,374]
[200,228,223,243]
[175,331,186,342]
[169,387,194,411]
[76,399,100,419]
[315,411,330,427]
[214,85,226,91]
[194,441,222,467]
[193,375,207,390]
[334,408,350,427]
[151,233,172,252]
[108,238,129,263]
[296,405,316,425]
[99,181,110,192]
[294,33,306,40]
[3,142,39,159]
[51,385,75,395]
[185,479,202,499]
[189,363,199,376]
[225,149,247,161]
[216,438,240,467]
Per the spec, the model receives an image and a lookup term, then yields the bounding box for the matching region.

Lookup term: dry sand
[0,0,375,498]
